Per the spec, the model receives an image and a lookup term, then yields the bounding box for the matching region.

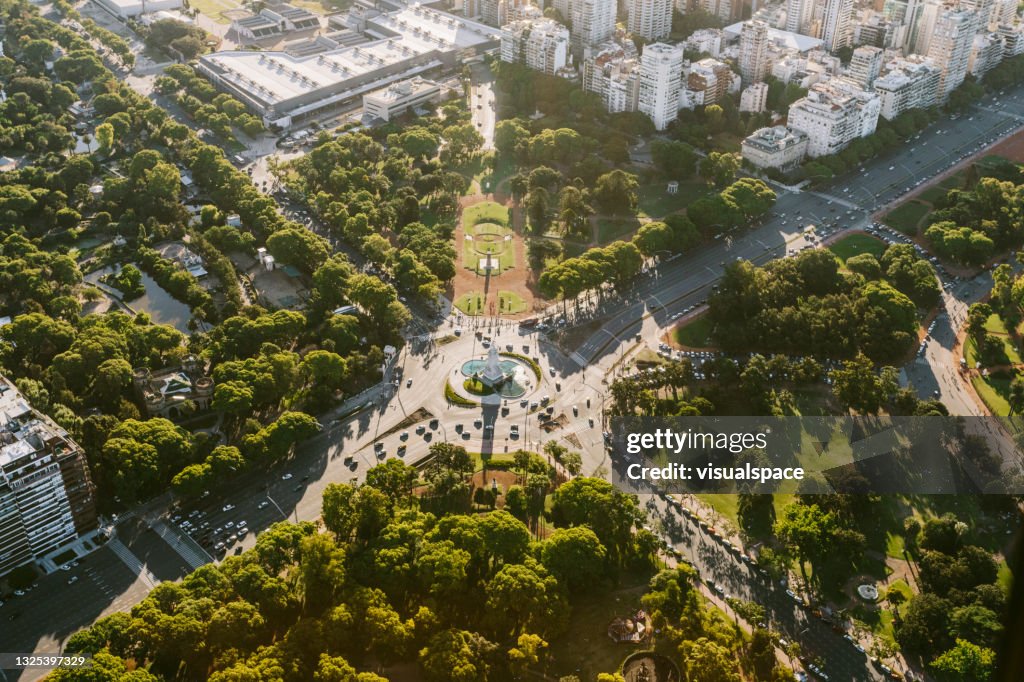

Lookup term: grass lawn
[547,573,655,680]
[918,185,948,204]
[673,314,715,348]
[497,291,527,314]
[188,0,240,22]
[463,219,514,274]
[884,200,931,235]
[829,233,887,263]
[637,181,709,219]
[454,292,486,316]
[971,372,1014,416]
[596,218,639,244]
[462,201,509,228]
[964,314,1022,367]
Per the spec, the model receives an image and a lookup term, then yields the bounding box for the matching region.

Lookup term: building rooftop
[743,125,808,152]
[201,3,496,110]
[723,21,823,53]
[0,378,72,469]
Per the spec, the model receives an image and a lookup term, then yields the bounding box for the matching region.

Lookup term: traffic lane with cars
[575,191,847,363]
[649,494,890,682]
[3,546,153,682]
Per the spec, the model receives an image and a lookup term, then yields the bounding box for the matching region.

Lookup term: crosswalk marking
[570,351,588,367]
[106,538,156,588]
[150,520,212,569]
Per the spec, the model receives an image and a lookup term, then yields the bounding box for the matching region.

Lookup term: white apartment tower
[821,0,854,52]
[738,20,769,86]
[571,0,616,53]
[848,45,884,88]
[638,42,685,130]
[787,81,881,157]
[927,7,978,100]
[874,56,941,118]
[784,0,805,33]
[628,0,673,41]
[501,18,571,74]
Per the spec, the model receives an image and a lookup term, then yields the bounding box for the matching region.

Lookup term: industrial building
[363,76,442,121]
[198,2,499,128]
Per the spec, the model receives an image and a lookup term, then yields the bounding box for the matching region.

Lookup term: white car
[67,576,79,585]
[222,504,235,512]
[258,501,270,510]
[281,473,293,480]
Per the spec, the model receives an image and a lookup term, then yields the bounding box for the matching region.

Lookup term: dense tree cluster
[283,127,463,304]
[156,64,265,139]
[60,454,709,681]
[895,515,1004,679]
[708,248,925,363]
[923,175,1024,264]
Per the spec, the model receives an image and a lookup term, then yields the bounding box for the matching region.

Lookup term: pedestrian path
[150,520,212,569]
[106,537,157,589]
[569,351,588,367]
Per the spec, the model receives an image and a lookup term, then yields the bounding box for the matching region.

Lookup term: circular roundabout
[458,354,532,399]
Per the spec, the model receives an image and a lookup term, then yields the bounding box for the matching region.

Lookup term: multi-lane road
[6,69,1024,682]
[569,83,1024,377]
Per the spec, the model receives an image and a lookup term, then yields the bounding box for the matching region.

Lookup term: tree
[526,186,550,232]
[539,526,607,593]
[680,637,741,682]
[486,559,568,637]
[365,459,418,508]
[650,139,696,179]
[266,227,330,273]
[593,170,638,214]
[95,122,115,153]
[633,221,674,257]
[700,152,740,188]
[829,353,898,414]
[558,185,591,235]
[774,503,835,589]
[299,533,346,613]
[930,639,995,682]
[419,629,493,682]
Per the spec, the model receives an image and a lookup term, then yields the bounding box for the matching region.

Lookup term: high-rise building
[821,0,853,52]
[927,7,977,99]
[739,81,770,112]
[571,0,616,53]
[909,0,942,55]
[997,22,1024,58]
[969,31,1005,77]
[0,376,97,578]
[699,0,734,22]
[854,12,893,48]
[961,0,995,31]
[874,55,941,118]
[848,45,884,87]
[784,0,805,33]
[738,20,769,85]
[501,18,571,74]
[687,57,738,105]
[583,40,641,113]
[787,80,880,157]
[628,0,673,41]
[638,42,685,130]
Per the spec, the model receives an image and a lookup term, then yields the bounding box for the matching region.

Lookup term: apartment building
[969,31,1005,77]
[787,80,880,157]
[501,17,571,74]
[582,41,640,114]
[686,57,739,106]
[741,125,810,169]
[638,42,685,130]
[571,0,616,54]
[0,377,97,578]
[739,81,769,112]
[927,7,977,100]
[627,0,673,41]
[738,20,770,85]
[873,55,941,119]
[821,0,854,52]
[847,45,884,88]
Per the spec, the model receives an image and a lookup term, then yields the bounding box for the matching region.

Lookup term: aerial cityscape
[0,0,1022,678]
